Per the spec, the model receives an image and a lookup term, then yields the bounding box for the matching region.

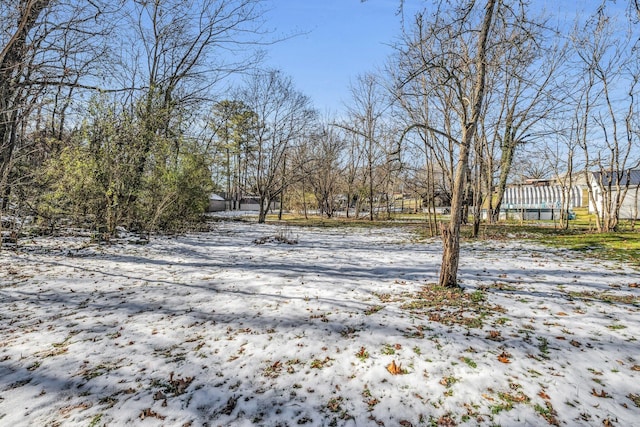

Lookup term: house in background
[500,178,586,220]
[207,194,226,212]
[499,170,640,221]
[206,193,279,213]
[589,170,640,220]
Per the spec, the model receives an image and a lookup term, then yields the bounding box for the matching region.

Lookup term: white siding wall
[589,184,640,219]
[503,185,583,209]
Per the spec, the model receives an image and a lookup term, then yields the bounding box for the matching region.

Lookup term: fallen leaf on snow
[487,330,502,341]
[437,415,456,427]
[140,408,165,420]
[538,391,550,400]
[169,372,194,395]
[591,388,611,398]
[387,360,405,375]
[497,351,511,363]
[627,393,640,408]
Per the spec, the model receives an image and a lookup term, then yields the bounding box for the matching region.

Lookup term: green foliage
[462,357,477,368]
[38,144,103,229]
[139,139,212,231]
[36,95,213,234]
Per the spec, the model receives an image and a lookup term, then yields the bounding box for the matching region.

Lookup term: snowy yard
[1,221,639,426]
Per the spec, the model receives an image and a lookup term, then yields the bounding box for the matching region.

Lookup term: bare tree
[0,0,116,211]
[121,0,268,213]
[340,128,366,219]
[240,69,316,223]
[306,125,345,218]
[484,6,565,224]
[395,1,500,288]
[571,7,640,231]
[341,73,390,221]
[391,65,455,234]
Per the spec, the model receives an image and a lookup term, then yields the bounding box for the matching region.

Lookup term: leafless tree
[483,5,565,224]
[340,127,366,218]
[395,0,500,288]
[121,0,268,209]
[0,0,117,212]
[240,69,316,223]
[571,7,640,231]
[306,125,345,218]
[341,73,390,221]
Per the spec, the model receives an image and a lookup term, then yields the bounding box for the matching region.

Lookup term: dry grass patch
[401,285,505,328]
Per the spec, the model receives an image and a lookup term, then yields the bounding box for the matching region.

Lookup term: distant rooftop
[592,169,640,187]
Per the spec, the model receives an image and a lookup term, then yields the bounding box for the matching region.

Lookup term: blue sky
[262,0,414,114]
[259,1,629,116]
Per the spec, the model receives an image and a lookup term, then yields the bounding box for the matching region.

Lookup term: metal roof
[592,169,640,186]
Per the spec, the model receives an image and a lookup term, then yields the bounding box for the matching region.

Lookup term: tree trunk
[0,0,51,206]
[345,191,351,218]
[438,0,498,289]
[302,177,308,219]
[258,196,268,223]
[490,132,517,224]
[439,141,471,287]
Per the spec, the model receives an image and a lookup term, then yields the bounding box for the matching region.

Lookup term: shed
[207,193,227,212]
[590,170,640,219]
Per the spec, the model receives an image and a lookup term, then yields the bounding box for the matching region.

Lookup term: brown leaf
[168,373,194,395]
[437,415,457,427]
[221,396,238,415]
[538,391,550,400]
[631,365,640,371]
[497,351,511,363]
[556,312,568,316]
[139,408,166,420]
[387,360,405,375]
[592,388,610,398]
[487,330,502,341]
[570,340,581,347]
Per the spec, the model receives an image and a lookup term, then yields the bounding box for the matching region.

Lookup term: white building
[500,170,640,221]
[502,180,584,210]
[498,178,584,220]
[589,170,640,220]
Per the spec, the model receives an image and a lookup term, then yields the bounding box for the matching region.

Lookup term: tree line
[1,1,639,288]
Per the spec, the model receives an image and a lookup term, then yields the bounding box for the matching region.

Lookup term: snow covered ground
[0,221,638,426]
